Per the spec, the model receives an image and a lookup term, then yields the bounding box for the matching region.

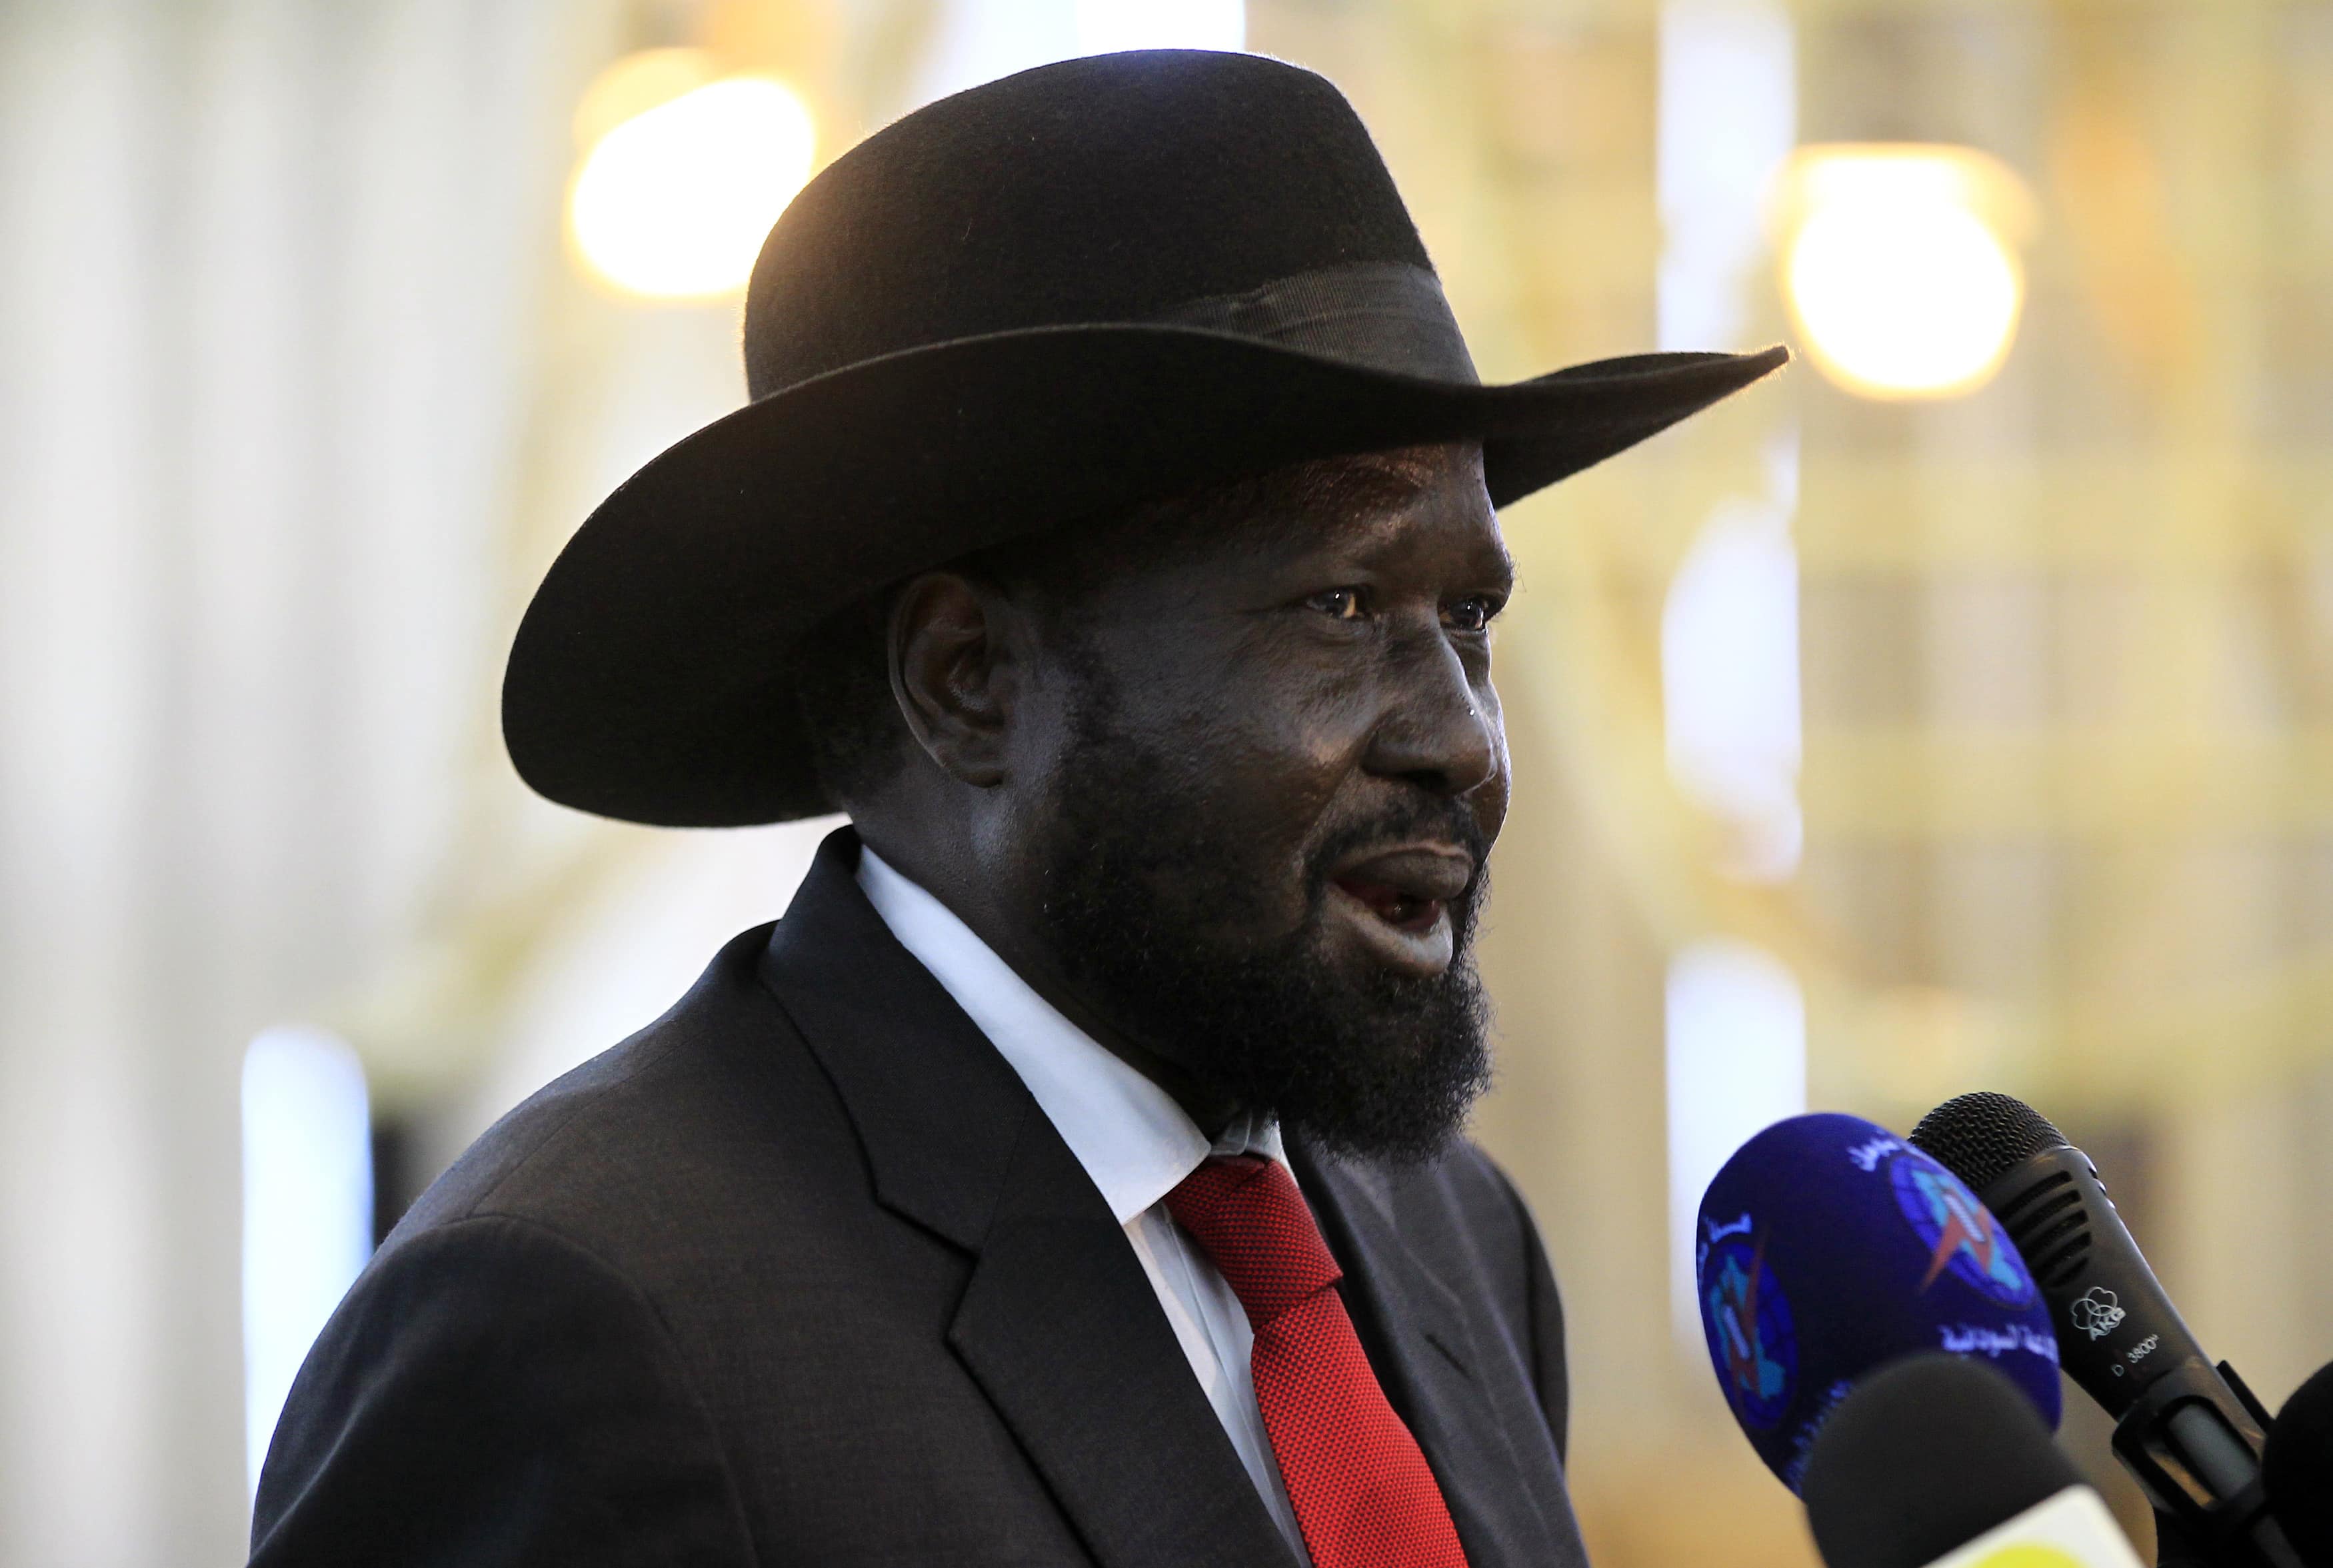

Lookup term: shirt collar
[855,846,1286,1224]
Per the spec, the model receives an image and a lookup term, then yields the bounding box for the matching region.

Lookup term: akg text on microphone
[1695,1112,2062,1491]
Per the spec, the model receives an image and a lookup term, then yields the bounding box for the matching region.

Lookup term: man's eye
[1444,596,1499,632]
[1306,588,1367,621]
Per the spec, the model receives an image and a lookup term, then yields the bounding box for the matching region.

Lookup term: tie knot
[1164,1154,1343,1325]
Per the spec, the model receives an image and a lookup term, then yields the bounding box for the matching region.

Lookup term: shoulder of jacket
[387,924,815,1243]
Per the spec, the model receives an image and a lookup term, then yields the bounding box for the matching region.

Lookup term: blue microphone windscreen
[1696,1112,2063,1491]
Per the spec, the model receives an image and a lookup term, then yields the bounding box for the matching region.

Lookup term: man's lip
[1328,844,1476,904]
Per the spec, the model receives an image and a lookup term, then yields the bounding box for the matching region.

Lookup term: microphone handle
[2167,1399,2260,1500]
[2136,1366,2309,1568]
[1975,1145,2300,1567]
[2137,1374,2305,1568]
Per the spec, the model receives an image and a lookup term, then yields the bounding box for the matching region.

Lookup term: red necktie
[1165,1154,1471,1568]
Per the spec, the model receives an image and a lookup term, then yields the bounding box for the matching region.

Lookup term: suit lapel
[1291,1141,1559,1568]
[948,1117,1298,1567]
[758,829,1290,1568]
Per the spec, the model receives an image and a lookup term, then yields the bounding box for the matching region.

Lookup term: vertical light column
[242,1027,373,1491]
[1661,434,1804,880]
[1656,1,1794,356]
[1654,1,1808,1342]
[1666,942,1806,1341]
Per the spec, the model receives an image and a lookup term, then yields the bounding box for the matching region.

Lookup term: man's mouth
[1330,877,1445,935]
[1323,844,1476,976]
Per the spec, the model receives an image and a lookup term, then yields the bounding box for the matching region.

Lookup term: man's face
[999,443,1511,1160]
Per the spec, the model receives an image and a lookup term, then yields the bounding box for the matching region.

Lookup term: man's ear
[887,570,1019,788]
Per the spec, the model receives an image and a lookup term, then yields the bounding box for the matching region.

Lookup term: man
[251,49,1780,1567]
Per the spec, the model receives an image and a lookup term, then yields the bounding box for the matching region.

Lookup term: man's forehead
[1235,443,1508,570]
[1283,442,1474,512]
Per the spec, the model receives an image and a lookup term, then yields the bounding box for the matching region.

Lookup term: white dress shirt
[856,848,1312,1564]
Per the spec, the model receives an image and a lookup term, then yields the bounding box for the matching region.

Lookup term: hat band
[1150,261,1479,385]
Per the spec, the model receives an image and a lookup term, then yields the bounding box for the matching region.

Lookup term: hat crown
[743,50,1431,400]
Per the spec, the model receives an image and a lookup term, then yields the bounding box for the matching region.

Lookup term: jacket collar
[853,843,1286,1227]
[757,827,1292,1567]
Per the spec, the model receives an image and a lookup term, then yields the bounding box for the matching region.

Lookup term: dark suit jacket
[251,829,1590,1567]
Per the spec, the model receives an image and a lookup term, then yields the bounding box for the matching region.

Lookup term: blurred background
[4,0,2330,1563]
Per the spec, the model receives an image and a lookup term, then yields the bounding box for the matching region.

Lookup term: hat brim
[504,325,1788,827]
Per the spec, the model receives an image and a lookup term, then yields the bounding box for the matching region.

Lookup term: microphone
[1802,1352,2143,1568]
[1910,1092,2300,1567]
[1694,1112,2062,1491]
[2263,1361,2333,1567]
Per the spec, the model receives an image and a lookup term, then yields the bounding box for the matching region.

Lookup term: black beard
[1032,692,1494,1164]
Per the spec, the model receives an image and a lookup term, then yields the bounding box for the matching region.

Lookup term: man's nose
[1362,628,1498,796]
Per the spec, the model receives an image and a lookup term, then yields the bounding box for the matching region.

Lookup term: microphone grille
[1802,1353,2080,1568]
[1908,1092,2070,1191]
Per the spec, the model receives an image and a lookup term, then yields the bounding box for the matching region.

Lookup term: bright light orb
[1777,146,2033,400]
[569,75,816,302]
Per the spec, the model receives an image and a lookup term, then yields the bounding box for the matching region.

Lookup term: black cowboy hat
[505,49,1786,828]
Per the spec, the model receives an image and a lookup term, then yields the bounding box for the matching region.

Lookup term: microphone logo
[2068,1287,2125,1341]
[1886,1154,2036,1307]
[1701,1226,1798,1430]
